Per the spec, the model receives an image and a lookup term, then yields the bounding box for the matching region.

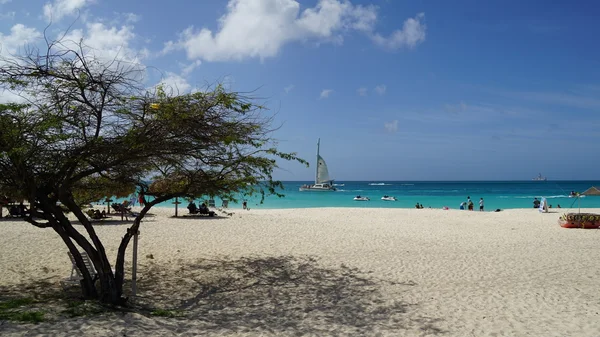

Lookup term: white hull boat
[353,196,370,201]
[532,173,547,181]
[299,138,336,192]
[299,183,335,192]
[381,196,397,201]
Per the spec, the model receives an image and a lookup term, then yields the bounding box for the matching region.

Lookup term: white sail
[299,138,336,192]
[316,155,331,184]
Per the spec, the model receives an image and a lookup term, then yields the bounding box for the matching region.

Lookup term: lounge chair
[62,251,98,290]
[111,203,138,220]
[191,206,215,217]
[62,251,117,289]
[198,208,216,217]
[208,199,216,208]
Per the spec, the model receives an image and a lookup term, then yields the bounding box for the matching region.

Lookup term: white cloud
[123,12,140,23]
[157,72,191,95]
[0,11,15,20]
[374,84,386,95]
[320,89,333,99]
[444,101,468,114]
[384,120,398,133]
[372,13,426,49]
[164,0,424,62]
[357,87,368,96]
[0,24,41,103]
[43,0,95,22]
[60,22,139,63]
[284,84,295,93]
[0,24,41,56]
[180,60,202,76]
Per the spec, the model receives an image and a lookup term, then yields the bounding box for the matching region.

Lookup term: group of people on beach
[533,197,560,209]
[459,196,484,211]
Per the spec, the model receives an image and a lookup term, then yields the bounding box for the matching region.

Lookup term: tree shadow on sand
[133,256,445,336]
[0,256,446,336]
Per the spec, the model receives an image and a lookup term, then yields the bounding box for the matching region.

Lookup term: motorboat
[299,138,336,192]
[353,195,370,201]
[381,195,397,201]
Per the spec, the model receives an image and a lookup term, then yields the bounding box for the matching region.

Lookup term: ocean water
[129,180,600,211]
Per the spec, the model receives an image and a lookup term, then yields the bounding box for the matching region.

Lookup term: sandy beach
[1,207,600,336]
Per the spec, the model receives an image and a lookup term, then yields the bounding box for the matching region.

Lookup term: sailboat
[299,138,336,192]
[532,173,547,181]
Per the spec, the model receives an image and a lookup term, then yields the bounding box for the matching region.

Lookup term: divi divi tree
[0,40,306,305]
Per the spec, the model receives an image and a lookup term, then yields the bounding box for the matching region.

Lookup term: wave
[400,184,414,186]
[333,183,345,186]
[369,183,392,186]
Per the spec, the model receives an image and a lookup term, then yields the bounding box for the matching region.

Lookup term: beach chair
[62,251,98,290]
[111,203,138,220]
[62,251,117,290]
[221,200,229,208]
[208,199,216,208]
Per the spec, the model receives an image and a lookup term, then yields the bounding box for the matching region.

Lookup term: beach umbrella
[581,186,600,196]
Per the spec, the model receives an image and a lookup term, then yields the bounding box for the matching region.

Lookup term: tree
[0,40,306,305]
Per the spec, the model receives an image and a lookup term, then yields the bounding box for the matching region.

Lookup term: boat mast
[315,138,320,184]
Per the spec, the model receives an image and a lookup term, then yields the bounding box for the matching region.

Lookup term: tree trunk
[114,196,172,297]
[30,193,174,305]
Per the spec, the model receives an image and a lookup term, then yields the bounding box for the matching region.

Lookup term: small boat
[353,195,370,201]
[532,173,547,181]
[381,195,397,201]
[559,213,600,229]
[299,138,336,192]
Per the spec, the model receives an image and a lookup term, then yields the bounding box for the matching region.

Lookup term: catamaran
[299,138,336,192]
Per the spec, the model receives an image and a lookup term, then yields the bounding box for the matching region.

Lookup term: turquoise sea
[129,180,600,211]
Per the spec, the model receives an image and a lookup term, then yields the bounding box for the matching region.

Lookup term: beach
[1,207,600,336]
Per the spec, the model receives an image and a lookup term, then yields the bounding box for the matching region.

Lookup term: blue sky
[1,0,599,181]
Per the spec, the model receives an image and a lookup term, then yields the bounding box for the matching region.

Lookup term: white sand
[1,207,600,336]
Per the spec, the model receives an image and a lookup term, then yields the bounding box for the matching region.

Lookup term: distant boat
[353,195,370,201]
[381,195,397,201]
[299,139,336,192]
[532,173,547,181]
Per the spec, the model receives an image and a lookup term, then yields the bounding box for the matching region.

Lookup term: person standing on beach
[479,198,484,211]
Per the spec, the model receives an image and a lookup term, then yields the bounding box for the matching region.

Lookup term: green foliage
[0,298,45,323]
[150,309,181,318]
[0,297,34,309]
[61,300,105,318]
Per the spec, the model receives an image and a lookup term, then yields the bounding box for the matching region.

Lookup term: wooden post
[173,197,180,217]
[131,229,140,299]
[106,198,113,214]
